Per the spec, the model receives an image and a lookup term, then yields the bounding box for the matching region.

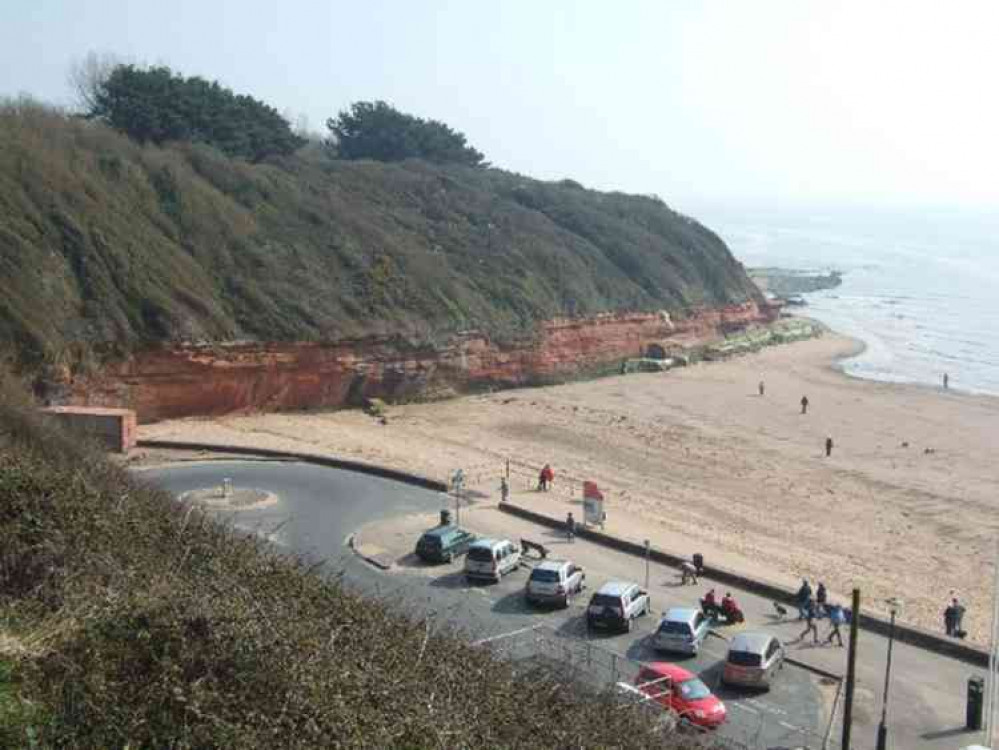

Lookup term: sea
[696,205,999,397]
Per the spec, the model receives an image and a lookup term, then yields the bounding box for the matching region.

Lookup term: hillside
[0,99,761,382]
[0,373,715,749]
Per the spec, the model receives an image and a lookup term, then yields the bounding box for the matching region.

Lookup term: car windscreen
[678,678,711,700]
[727,651,763,667]
[420,535,442,549]
[530,569,560,582]
[467,547,494,562]
[658,621,692,635]
[591,594,622,608]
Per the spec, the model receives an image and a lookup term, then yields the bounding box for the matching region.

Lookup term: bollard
[222,477,233,497]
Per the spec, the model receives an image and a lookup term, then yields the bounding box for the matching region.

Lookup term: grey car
[652,607,711,655]
[525,559,585,607]
[722,632,785,689]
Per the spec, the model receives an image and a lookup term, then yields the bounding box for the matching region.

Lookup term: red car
[635,662,727,729]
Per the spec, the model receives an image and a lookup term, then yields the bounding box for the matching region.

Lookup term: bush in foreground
[0,374,716,749]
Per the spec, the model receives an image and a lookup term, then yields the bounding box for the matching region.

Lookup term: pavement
[136,458,992,750]
[354,493,993,750]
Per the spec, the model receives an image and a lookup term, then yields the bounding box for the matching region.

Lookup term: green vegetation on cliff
[0,375,712,749]
[0,96,761,376]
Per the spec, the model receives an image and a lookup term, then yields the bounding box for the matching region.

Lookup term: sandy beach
[141,334,999,642]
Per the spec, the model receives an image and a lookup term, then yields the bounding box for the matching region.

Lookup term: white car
[525,559,585,607]
[464,538,521,583]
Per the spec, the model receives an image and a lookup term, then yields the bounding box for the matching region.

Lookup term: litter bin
[692,553,704,574]
[967,675,984,730]
[440,509,452,527]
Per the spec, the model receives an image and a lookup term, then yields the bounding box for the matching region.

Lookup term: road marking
[472,624,544,646]
[731,703,759,715]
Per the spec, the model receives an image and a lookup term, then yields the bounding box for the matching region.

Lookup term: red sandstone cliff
[68,302,774,423]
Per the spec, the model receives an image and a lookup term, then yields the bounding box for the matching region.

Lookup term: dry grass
[0,371,717,749]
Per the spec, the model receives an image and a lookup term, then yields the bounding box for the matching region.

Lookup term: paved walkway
[357,492,992,750]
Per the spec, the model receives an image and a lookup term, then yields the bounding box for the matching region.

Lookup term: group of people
[537,463,555,491]
[702,588,743,623]
[794,578,847,647]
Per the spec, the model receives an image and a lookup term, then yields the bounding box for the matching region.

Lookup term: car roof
[422,525,462,538]
[663,607,699,623]
[729,632,775,653]
[469,538,506,549]
[536,559,571,572]
[596,581,638,596]
[641,662,695,681]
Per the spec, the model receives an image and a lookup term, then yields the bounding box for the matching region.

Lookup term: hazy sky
[2,1,996,214]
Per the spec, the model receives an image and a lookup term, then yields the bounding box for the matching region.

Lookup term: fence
[471,622,839,750]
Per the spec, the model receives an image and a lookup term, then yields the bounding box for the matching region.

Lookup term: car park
[586,581,650,632]
[414,524,476,563]
[722,632,785,689]
[464,538,521,583]
[635,662,727,729]
[525,559,585,607]
[653,607,711,655]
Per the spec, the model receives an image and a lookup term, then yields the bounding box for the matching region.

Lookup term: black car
[415,525,476,563]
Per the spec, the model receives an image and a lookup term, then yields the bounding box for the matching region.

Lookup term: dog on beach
[773,601,788,620]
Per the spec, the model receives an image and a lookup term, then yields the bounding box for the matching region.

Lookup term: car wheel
[625,615,634,633]
[444,552,453,563]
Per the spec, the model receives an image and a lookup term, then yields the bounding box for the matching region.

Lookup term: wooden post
[842,588,861,750]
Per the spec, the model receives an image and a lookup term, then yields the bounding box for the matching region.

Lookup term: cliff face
[68,302,772,422]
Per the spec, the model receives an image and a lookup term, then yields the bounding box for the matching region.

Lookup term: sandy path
[142,335,999,642]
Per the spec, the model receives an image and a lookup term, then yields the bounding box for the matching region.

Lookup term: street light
[876,597,903,750]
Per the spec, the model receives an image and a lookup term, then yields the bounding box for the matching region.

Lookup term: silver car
[525,559,585,607]
[653,607,711,655]
[722,632,784,689]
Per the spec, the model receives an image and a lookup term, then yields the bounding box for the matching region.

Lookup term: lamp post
[876,597,903,750]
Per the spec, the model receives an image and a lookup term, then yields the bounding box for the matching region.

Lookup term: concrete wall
[42,406,137,453]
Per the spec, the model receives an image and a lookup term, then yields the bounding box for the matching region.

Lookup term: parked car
[586,581,650,632]
[614,682,680,734]
[464,538,521,583]
[653,607,711,655]
[635,662,727,729]
[525,559,585,607]
[415,525,476,563]
[722,632,785,689]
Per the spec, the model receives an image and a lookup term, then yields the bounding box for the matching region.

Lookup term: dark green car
[415,525,476,563]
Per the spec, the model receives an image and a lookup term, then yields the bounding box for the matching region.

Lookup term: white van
[464,539,521,583]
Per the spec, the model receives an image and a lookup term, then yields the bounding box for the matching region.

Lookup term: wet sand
[142,334,999,642]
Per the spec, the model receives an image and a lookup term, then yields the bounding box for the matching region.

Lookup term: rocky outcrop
[66,302,774,423]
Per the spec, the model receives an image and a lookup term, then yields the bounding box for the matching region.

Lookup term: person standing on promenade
[795,578,813,619]
[825,436,834,457]
[944,598,958,636]
[500,476,509,503]
[800,395,809,414]
[565,512,576,543]
[816,582,828,616]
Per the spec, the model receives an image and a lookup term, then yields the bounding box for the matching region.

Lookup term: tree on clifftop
[86,64,305,161]
[326,100,485,166]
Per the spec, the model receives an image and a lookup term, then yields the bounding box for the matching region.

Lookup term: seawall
[65,302,774,423]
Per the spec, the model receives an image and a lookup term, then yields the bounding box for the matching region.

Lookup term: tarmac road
[137,459,831,750]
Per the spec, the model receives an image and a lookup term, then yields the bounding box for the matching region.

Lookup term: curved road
[137,458,835,749]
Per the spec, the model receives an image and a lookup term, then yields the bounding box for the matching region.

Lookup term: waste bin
[967,675,984,730]
[440,509,452,527]
[693,553,704,573]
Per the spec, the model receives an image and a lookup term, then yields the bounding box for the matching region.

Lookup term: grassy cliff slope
[0,100,760,375]
[0,373,713,749]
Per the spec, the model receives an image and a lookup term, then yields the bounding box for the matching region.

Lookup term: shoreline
[141,333,999,642]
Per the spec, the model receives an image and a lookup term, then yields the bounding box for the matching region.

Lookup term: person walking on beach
[795,602,819,645]
[795,578,813,619]
[943,372,950,389]
[758,380,766,397]
[565,512,576,543]
[816,582,828,616]
[800,395,809,414]
[944,599,958,636]
[825,436,834,457]
[500,476,509,503]
[825,604,845,646]
[538,464,554,491]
